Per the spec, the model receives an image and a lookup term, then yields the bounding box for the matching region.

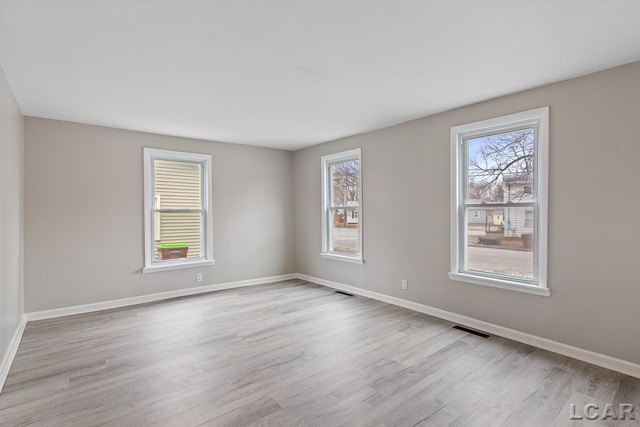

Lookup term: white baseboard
[25,273,298,322]
[0,315,26,394]
[16,271,640,381]
[297,273,640,379]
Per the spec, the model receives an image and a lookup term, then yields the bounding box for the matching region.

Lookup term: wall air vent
[335,290,355,297]
[453,325,490,338]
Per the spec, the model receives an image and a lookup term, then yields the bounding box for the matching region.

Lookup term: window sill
[143,259,216,274]
[320,252,364,265]
[448,272,550,297]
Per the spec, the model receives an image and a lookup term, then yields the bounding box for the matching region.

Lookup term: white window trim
[320,148,364,264]
[449,107,549,296]
[143,148,215,274]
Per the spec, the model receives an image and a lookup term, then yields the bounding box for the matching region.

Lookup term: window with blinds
[143,148,214,273]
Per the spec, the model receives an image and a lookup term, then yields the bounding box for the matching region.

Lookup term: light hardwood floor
[1,280,638,426]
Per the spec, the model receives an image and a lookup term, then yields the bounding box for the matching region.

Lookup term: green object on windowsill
[158,243,189,249]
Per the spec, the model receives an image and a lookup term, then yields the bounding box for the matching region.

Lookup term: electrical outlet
[196,273,203,283]
[401,279,408,290]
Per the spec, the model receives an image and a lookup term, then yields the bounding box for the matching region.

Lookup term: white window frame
[143,148,215,273]
[320,148,364,264]
[449,107,549,296]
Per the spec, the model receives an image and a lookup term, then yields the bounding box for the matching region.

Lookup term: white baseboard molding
[297,273,640,379]
[25,273,298,322]
[17,271,640,380]
[0,315,27,394]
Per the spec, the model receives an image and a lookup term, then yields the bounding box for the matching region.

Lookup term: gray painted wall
[0,65,24,361]
[293,61,640,364]
[24,118,295,312]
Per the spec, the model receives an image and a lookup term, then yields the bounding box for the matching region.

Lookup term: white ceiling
[1,1,639,150]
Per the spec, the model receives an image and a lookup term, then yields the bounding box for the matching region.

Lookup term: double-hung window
[449,107,549,296]
[321,148,363,264]
[143,148,214,273]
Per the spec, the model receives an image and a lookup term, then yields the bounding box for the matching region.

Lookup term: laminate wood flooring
[1,280,638,426]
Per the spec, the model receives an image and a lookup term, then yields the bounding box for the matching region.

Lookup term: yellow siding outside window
[153,160,203,259]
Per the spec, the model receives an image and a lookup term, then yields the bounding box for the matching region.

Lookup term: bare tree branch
[468,129,534,202]
[331,160,360,206]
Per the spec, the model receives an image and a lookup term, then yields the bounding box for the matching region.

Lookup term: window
[449,107,549,296]
[321,148,363,264]
[524,210,534,228]
[472,210,480,219]
[143,148,214,273]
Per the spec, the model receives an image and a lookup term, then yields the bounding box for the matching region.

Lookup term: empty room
[1,1,639,426]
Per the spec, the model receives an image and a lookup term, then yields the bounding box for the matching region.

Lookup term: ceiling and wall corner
[0,0,639,150]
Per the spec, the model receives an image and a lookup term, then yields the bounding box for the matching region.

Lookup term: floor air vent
[453,325,490,338]
[335,290,355,297]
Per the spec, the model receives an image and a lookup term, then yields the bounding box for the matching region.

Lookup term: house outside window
[449,107,549,296]
[321,148,363,264]
[143,148,214,273]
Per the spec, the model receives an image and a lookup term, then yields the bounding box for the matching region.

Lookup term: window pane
[154,159,202,209]
[466,207,533,279]
[330,208,359,255]
[330,159,360,207]
[155,211,203,260]
[467,128,535,204]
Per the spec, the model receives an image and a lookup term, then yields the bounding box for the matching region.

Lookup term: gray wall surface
[24,118,295,312]
[293,61,640,364]
[0,65,24,361]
